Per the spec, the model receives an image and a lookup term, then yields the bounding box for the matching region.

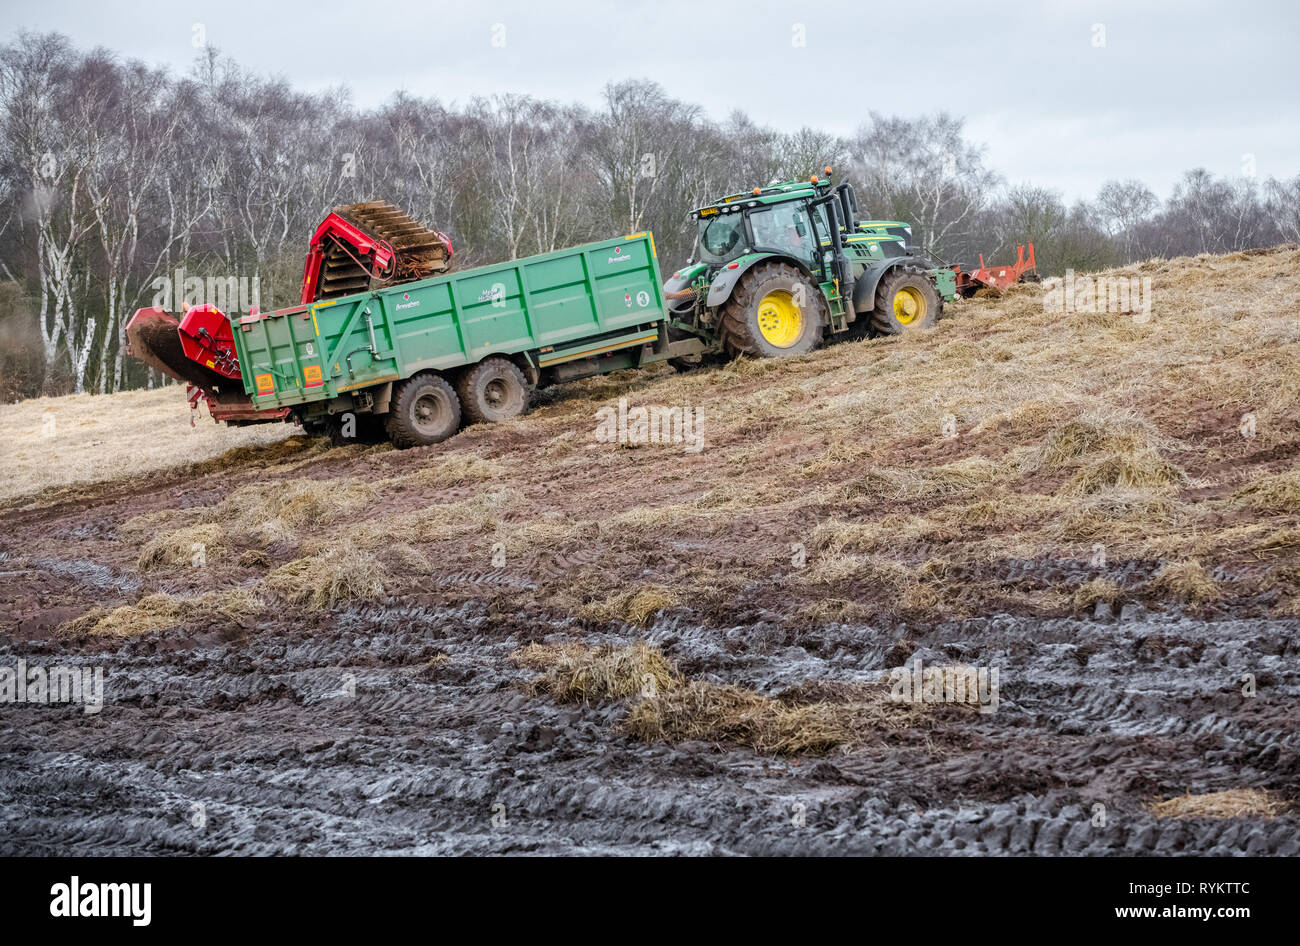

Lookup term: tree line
[1,31,1297,399]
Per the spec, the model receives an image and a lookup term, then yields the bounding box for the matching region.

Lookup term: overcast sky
[5,0,1297,201]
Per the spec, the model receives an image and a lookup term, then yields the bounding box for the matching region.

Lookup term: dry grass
[1072,577,1121,611]
[1258,527,1300,552]
[397,452,505,490]
[811,514,944,555]
[137,523,225,570]
[1052,488,1179,542]
[60,587,262,637]
[511,641,681,702]
[1149,560,1219,607]
[846,455,1004,501]
[1023,410,1186,497]
[386,488,523,545]
[1149,788,1290,819]
[514,641,929,754]
[577,585,681,627]
[0,385,293,502]
[119,508,190,536]
[795,552,955,618]
[1231,470,1300,514]
[217,477,377,544]
[1063,453,1186,495]
[264,544,387,610]
[793,598,873,625]
[1023,409,1167,473]
[624,679,925,755]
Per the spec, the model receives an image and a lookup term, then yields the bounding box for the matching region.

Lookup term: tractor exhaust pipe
[839,183,858,233]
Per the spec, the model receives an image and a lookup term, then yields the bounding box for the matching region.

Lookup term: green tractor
[663,168,956,361]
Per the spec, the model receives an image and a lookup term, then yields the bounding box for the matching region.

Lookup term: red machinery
[952,243,1037,297]
[126,201,454,425]
[126,303,290,425]
[300,202,453,303]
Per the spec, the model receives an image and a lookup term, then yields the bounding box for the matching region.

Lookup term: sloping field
[1,247,1297,854]
[0,386,291,502]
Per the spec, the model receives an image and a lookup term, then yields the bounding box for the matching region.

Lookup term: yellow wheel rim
[893,286,927,325]
[756,290,804,347]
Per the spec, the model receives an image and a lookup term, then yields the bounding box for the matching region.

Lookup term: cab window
[696,213,748,265]
[748,205,816,261]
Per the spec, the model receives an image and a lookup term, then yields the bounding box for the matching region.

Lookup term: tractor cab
[688,171,913,284]
[690,177,831,275]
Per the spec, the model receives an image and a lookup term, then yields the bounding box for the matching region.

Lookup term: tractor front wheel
[386,372,462,448]
[719,263,826,358]
[872,266,941,335]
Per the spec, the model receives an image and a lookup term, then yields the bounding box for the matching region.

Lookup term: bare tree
[589,80,700,237]
[1264,174,1300,245]
[1096,179,1158,261]
[849,112,1000,255]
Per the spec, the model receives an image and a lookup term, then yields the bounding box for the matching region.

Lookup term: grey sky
[5,0,1297,201]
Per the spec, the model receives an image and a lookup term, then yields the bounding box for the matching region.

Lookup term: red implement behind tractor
[951,243,1037,297]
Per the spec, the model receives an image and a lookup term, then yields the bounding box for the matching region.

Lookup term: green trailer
[229,232,705,447]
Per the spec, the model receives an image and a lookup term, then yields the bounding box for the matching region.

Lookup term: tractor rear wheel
[457,356,530,425]
[386,372,462,448]
[872,266,941,335]
[719,263,826,358]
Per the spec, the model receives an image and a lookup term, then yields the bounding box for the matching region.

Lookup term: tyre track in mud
[2,596,1296,855]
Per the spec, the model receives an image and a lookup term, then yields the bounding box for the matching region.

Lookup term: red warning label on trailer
[303,365,323,387]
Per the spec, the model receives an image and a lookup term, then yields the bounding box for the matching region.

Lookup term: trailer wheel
[386,373,462,448]
[457,356,529,425]
[872,266,941,335]
[719,263,826,358]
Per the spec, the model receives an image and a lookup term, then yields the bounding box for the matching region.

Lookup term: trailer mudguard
[704,253,812,307]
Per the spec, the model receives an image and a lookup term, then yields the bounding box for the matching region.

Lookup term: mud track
[2,582,1296,854]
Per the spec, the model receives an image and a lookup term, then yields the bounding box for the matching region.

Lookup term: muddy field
[2,582,1296,854]
[2,248,1299,855]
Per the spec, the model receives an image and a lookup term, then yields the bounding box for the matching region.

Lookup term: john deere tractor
[663,168,956,361]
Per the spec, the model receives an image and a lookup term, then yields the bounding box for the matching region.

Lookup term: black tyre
[385,372,462,448]
[718,262,826,358]
[456,356,529,425]
[871,266,941,335]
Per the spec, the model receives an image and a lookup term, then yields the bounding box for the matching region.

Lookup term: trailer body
[231,232,672,415]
